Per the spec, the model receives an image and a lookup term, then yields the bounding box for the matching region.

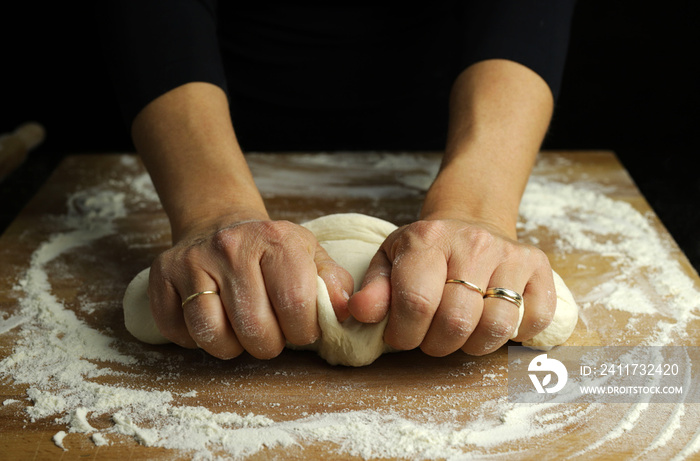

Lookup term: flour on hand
[122,213,578,365]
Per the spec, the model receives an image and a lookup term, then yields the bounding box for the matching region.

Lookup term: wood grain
[1,151,698,460]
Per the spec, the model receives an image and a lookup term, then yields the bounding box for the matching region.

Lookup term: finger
[182,291,244,360]
[314,244,355,322]
[346,249,392,323]
[260,238,320,347]
[418,239,491,357]
[147,259,197,349]
[218,263,287,360]
[511,263,557,342]
[461,274,525,356]
[420,279,484,357]
[383,245,447,351]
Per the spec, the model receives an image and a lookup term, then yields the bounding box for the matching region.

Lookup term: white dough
[521,270,579,350]
[292,214,398,366]
[122,267,170,345]
[122,213,579,365]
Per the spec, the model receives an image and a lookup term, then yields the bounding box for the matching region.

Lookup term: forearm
[131,82,268,241]
[421,59,554,238]
[130,82,355,357]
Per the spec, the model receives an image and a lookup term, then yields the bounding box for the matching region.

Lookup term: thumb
[314,244,355,322]
[346,249,392,323]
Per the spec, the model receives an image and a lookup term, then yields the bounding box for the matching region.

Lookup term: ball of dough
[293,214,399,366]
[122,267,170,345]
[521,270,579,350]
[122,213,579,365]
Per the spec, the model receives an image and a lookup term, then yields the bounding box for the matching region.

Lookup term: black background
[1,1,698,270]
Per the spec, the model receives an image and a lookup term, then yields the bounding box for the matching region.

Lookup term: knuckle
[258,220,299,246]
[528,315,554,335]
[413,219,447,236]
[392,220,446,254]
[481,318,516,340]
[411,220,449,244]
[398,289,436,318]
[527,247,551,273]
[228,309,284,359]
[508,243,548,269]
[501,244,530,268]
[533,246,550,265]
[146,276,168,305]
[276,284,314,313]
[173,244,210,275]
[237,333,280,360]
[463,226,496,252]
[187,315,218,346]
[441,314,473,339]
[150,252,177,282]
[230,308,264,341]
[529,304,556,332]
[210,226,237,253]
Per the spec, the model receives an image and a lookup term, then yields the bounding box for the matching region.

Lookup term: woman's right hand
[147,215,355,360]
[129,82,354,359]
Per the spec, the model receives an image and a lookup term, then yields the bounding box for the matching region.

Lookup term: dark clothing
[99,1,576,150]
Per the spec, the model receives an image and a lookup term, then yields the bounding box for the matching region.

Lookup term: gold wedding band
[483,287,523,309]
[181,290,219,308]
[445,279,484,296]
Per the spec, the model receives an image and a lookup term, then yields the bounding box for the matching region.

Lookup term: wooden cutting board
[1,151,698,460]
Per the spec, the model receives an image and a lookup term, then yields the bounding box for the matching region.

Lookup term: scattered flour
[0,153,699,459]
[91,432,109,446]
[0,313,29,334]
[519,170,700,347]
[68,407,97,433]
[52,430,67,450]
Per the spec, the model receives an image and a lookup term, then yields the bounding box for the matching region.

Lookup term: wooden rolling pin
[0,122,46,182]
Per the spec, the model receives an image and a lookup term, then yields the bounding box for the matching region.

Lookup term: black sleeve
[459,0,577,100]
[98,0,228,126]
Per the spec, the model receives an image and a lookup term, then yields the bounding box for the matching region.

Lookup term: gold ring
[181,290,219,308]
[445,279,484,296]
[483,287,523,309]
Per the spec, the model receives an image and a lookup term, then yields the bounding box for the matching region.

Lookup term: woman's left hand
[346,218,556,356]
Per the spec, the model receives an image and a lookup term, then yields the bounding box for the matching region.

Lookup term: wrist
[130,83,271,243]
[170,201,270,243]
[420,157,520,239]
[424,60,554,239]
[420,204,518,241]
